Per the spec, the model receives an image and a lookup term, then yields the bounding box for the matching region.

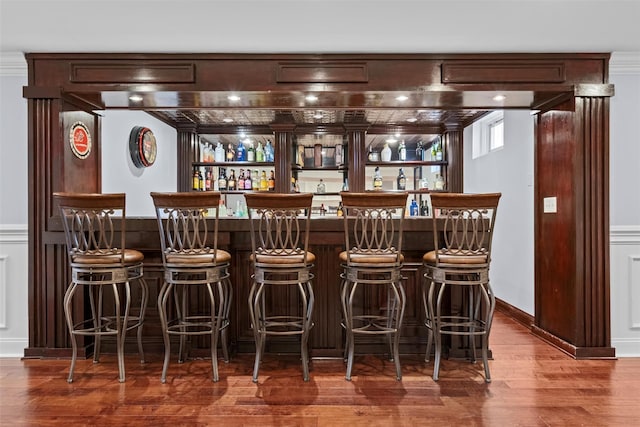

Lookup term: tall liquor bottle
[268,170,275,191]
[218,168,227,191]
[373,167,383,190]
[236,141,246,161]
[227,169,237,190]
[247,141,255,162]
[398,139,407,161]
[259,170,268,191]
[397,168,406,190]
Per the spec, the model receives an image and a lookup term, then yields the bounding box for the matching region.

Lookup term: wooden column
[176,127,198,192]
[270,122,295,193]
[23,87,102,357]
[344,123,369,192]
[443,123,463,193]
[532,84,614,358]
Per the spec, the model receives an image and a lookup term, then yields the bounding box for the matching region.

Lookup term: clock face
[129,126,157,168]
[69,122,92,159]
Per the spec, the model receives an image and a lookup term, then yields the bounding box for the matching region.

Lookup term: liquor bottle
[291,177,297,192]
[226,144,235,162]
[218,168,227,191]
[264,140,274,163]
[244,169,252,190]
[251,169,259,191]
[373,166,383,190]
[247,141,255,162]
[205,169,212,191]
[259,170,268,191]
[397,168,406,190]
[410,199,419,216]
[236,141,246,161]
[214,142,225,162]
[434,173,445,190]
[320,203,326,216]
[238,169,245,190]
[256,142,265,162]
[381,143,392,162]
[192,169,200,191]
[398,139,407,161]
[227,169,237,190]
[336,201,344,217]
[420,199,430,216]
[316,179,326,194]
[198,169,205,191]
[268,170,275,191]
[218,198,227,217]
[416,140,424,161]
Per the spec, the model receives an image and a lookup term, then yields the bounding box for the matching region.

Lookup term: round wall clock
[129,126,157,168]
[69,121,92,159]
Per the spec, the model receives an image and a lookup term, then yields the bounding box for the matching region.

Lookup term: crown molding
[0,52,27,77]
[610,52,640,75]
[2,50,638,77]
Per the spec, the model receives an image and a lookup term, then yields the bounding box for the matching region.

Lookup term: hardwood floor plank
[1,312,639,426]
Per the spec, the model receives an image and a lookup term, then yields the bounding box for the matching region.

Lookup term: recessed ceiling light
[129,95,143,102]
[227,95,241,101]
[395,132,401,138]
[493,94,506,101]
[396,95,409,101]
[386,138,398,144]
[406,117,418,123]
[305,95,318,102]
[223,118,234,123]
[313,112,323,119]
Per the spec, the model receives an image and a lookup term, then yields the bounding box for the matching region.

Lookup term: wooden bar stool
[422,192,501,382]
[339,191,408,381]
[55,192,148,383]
[150,192,232,383]
[244,192,315,382]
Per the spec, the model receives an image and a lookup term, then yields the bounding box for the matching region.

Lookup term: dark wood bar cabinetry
[23,53,614,360]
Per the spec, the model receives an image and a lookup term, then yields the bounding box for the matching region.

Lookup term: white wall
[609,61,640,356]
[464,111,536,315]
[0,60,29,356]
[101,111,177,217]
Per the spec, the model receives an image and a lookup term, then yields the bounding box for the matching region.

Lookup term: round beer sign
[69,122,92,159]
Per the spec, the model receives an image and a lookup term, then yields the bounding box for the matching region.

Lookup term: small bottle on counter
[336,201,344,217]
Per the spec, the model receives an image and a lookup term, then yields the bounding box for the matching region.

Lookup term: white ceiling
[1,0,639,54]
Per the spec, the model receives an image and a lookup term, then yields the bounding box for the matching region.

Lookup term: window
[472,111,504,159]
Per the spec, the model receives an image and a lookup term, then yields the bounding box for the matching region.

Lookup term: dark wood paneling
[70,62,195,84]
[534,94,614,358]
[276,62,369,83]
[443,124,463,193]
[442,61,566,83]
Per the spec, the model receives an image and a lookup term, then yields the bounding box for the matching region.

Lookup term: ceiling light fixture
[493,94,506,101]
[227,95,241,101]
[313,112,323,119]
[128,95,143,102]
[305,95,318,102]
[406,117,418,123]
[395,95,409,101]
[223,118,234,123]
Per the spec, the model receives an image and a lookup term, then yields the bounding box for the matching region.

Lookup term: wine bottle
[373,166,383,190]
[397,168,406,190]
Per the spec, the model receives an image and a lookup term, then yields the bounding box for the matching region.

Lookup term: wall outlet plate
[543,196,557,213]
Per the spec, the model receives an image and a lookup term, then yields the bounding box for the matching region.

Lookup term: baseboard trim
[495,298,534,329]
[0,338,28,358]
[530,325,617,359]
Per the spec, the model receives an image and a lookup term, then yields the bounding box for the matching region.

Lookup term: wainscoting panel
[610,226,640,357]
[0,224,28,357]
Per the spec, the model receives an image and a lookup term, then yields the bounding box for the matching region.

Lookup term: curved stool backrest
[340,191,408,268]
[56,192,127,267]
[429,192,501,268]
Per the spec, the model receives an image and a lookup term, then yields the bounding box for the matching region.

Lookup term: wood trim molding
[495,298,534,330]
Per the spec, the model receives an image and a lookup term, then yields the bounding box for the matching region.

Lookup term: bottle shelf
[193,162,275,168]
[365,160,447,166]
[292,165,347,171]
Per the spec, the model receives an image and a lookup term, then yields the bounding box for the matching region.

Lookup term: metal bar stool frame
[151,191,232,383]
[244,192,315,382]
[55,192,148,383]
[422,192,501,382]
[339,191,408,381]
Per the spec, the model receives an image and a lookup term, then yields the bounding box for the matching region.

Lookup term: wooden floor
[2,312,639,426]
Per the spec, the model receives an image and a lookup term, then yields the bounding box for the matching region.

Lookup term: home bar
[23,53,614,360]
